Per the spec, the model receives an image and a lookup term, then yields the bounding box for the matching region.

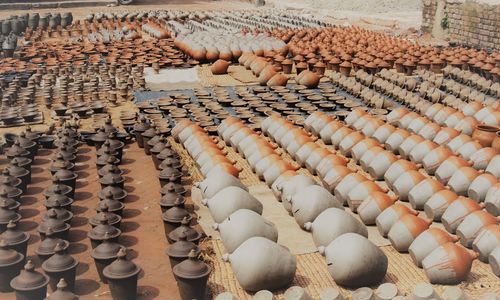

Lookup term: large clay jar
[223,237,296,292]
[388,215,431,252]
[441,197,483,233]
[267,73,289,87]
[258,66,277,86]
[472,224,500,262]
[281,175,317,212]
[409,228,458,267]
[215,209,278,253]
[195,169,247,199]
[202,186,262,223]
[456,210,499,248]
[472,125,498,147]
[305,208,367,248]
[290,185,342,227]
[422,242,477,284]
[323,233,387,287]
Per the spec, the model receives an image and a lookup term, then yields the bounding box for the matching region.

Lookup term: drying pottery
[103,248,141,300]
[456,210,499,248]
[424,190,460,221]
[305,208,367,248]
[323,233,387,287]
[442,197,484,233]
[223,237,296,292]
[289,185,342,227]
[215,209,278,253]
[0,221,29,259]
[10,259,49,300]
[388,215,431,252]
[173,249,211,300]
[42,243,79,292]
[422,242,477,284]
[409,227,458,267]
[0,239,24,292]
[281,175,317,212]
[408,178,445,210]
[468,173,497,203]
[472,224,500,262]
[357,192,397,225]
[202,186,263,223]
[376,203,418,237]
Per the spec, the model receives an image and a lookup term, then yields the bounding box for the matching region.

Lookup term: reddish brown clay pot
[472,125,499,147]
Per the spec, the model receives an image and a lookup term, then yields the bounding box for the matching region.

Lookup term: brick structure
[422,0,500,49]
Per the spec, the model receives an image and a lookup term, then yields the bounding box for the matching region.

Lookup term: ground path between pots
[0,142,182,300]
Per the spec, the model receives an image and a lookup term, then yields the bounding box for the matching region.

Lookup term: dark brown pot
[10,260,49,300]
[173,250,211,300]
[0,240,24,292]
[41,243,78,292]
[90,234,121,283]
[103,248,141,300]
[472,125,499,147]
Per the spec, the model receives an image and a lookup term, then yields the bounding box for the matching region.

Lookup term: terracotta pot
[492,131,500,152]
[472,125,499,147]
[422,242,477,284]
[388,215,431,252]
[211,59,230,75]
[409,228,458,267]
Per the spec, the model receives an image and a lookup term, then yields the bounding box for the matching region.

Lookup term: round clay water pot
[42,243,78,292]
[0,221,29,259]
[10,259,49,300]
[173,249,211,300]
[90,233,122,283]
[103,248,141,300]
[0,239,24,292]
[472,125,498,147]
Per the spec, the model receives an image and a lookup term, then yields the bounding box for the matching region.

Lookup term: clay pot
[222,237,295,292]
[267,73,289,87]
[166,231,200,268]
[435,156,471,185]
[90,232,121,283]
[258,66,277,86]
[456,210,499,248]
[485,182,500,216]
[422,242,477,284]
[447,166,480,196]
[408,178,445,210]
[0,239,24,292]
[334,173,367,205]
[392,170,426,201]
[0,221,29,259]
[346,181,385,212]
[492,132,500,152]
[467,173,497,203]
[409,228,458,267]
[45,278,79,300]
[472,224,500,262]
[42,243,78,292]
[323,233,387,287]
[376,203,418,237]
[490,245,500,276]
[10,259,49,300]
[173,249,211,300]
[103,248,141,300]
[442,197,483,233]
[211,59,230,75]
[162,199,192,237]
[472,125,498,147]
[305,208,367,248]
[388,215,431,252]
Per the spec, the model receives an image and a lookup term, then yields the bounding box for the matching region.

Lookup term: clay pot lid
[168,217,202,243]
[99,173,125,186]
[43,194,74,208]
[282,59,293,65]
[10,259,49,291]
[0,239,24,266]
[90,203,121,225]
[15,133,36,148]
[339,61,351,68]
[166,232,200,258]
[42,206,73,223]
[38,209,70,232]
[50,156,74,171]
[6,141,29,157]
[0,221,29,245]
[0,169,21,186]
[4,163,28,178]
[160,182,187,195]
[98,186,128,200]
[162,199,191,223]
[36,229,69,256]
[173,249,211,279]
[365,62,377,69]
[329,57,341,64]
[0,199,21,224]
[481,63,494,71]
[103,248,141,280]
[314,61,326,68]
[419,59,431,65]
[151,139,170,153]
[44,179,72,198]
[10,156,32,168]
[91,233,122,260]
[97,154,119,166]
[88,214,121,240]
[54,169,77,181]
[157,148,179,160]
[133,117,150,132]
[46,278,79,300]
[160,189,185,207]
[296,61,307,68]
[432,58,444,64]
[97,196,124,214]
[403,60,416,67]
[42,243,78,272]
[159,164,182,179]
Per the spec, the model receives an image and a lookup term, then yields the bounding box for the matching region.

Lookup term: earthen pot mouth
[477,125,499,132]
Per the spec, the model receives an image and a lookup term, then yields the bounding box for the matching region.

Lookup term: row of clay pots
[177,118,298,293]
[90,119,143,300]
[443,66,500,96]
[305,110,499,280]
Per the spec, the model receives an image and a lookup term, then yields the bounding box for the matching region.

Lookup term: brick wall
[422,0,500,49]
